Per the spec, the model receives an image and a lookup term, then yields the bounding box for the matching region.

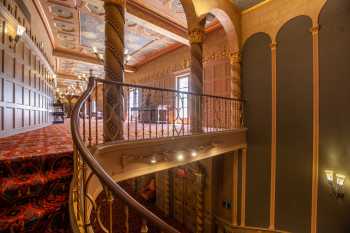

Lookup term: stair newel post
[124,204,129,233]
[107,189,114,233]
[140,219,148,233]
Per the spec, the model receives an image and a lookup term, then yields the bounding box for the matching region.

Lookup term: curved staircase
[69,76,246,233]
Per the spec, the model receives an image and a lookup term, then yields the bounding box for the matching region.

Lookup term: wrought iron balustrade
[69,76,246,233]
[77,77,245,147]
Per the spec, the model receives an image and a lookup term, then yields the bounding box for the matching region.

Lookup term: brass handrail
[70,76,180,233]
[95,78,246,102]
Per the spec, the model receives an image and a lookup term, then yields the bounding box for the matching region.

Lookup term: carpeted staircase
[0,124,74,233]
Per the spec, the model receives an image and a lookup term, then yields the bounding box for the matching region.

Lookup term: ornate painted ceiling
[37,0,265,87]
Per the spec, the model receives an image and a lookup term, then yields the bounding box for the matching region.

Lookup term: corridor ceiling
[35,0,265,86]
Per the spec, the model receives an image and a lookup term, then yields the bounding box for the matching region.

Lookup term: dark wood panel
[4,80,13,103]
[242,32,272,228]
[0,106,3,130]
[4,107,14,130]
[319,0,350,232]
[0,1,55,137]
[15,108,23,128]
[15,84,23,105]
[276,16,313,233]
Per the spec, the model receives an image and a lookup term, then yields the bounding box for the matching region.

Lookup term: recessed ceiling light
[177,153,184,161]
[191,151,197,157]
[150,157,157,164]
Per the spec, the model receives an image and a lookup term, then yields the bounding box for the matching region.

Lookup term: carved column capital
[270,42,277,50]
[104,0,124,6]
[189,28,205,44]
[310,25,320,35]
[229,52,241,64]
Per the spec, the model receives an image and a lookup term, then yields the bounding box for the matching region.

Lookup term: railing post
[141,219,148,233]
[124,205,129,233]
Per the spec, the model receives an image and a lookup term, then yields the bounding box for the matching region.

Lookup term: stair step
[0,194,70,233]
[0,169,72,207]
[0,152,72,178]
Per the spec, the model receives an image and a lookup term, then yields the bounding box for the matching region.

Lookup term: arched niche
[242,32,272,228]
[318,0,350,232]
[275,15,313,233]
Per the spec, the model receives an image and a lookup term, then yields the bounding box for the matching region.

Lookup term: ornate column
[189,28,204,133]
[103,0,125,141]
[229,51,241,99]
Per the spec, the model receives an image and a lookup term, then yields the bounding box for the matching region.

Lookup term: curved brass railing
[69,76,246,233]
[69,77,180,233]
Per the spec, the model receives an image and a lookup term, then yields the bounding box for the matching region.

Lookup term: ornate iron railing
[69,76,246,233]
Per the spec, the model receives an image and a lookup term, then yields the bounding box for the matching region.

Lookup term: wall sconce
[92,46,104,64]
[325,170,346,199]
[9,24,25,49]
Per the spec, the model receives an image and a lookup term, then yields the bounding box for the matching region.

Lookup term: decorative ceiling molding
[127,0,188,44]
[53,47,100,64]
[32,0,55,48]
[135,43,184,68]
[240,0,270,13]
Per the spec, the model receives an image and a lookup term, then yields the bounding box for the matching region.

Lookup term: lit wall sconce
[92,46,104,64]
[325,170,346,199]
[9,24,25,49]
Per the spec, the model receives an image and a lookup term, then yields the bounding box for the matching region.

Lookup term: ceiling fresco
[131,0,186,27]
[37,0,265,87]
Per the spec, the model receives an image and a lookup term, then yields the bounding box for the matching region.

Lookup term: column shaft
[103,0,125,141]
[189,28,204,133]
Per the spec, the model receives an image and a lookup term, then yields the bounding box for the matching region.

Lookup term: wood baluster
[142,88,145,140]
[161,91,164,137]
[124,205,129,233]
[88,96,92,147]
[83,102,86,143]
[95,83,98,144]
[140,219,148,233]
[127,88,130,140]
[107,190,114,233]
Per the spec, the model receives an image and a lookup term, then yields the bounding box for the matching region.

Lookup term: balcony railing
[77,77,245,147]
[69,76,246,233]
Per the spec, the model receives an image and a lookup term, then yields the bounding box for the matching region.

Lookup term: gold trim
[189,28,205,44]
[229,52,241,65]
[310,25,320,233]
[240,148,247,227]
[241,0,273,15]
[232,151,239,225]
[269,42,277,230]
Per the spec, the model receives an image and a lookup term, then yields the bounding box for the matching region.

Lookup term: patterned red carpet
[0,122,73,233]
[0,120,199,232]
